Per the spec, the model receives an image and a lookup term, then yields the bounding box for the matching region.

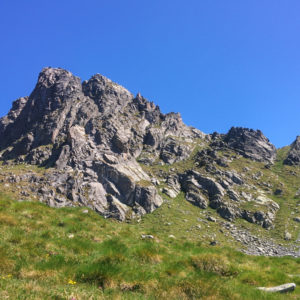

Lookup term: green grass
[0,145,299,299]
[0,192,299,299]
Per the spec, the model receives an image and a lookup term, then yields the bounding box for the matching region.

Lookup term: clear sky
[1,1,300,148]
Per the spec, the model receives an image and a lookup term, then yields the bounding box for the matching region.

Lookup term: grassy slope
[141,145,300,243]
[0,146,299,299]
[0,192,299,300]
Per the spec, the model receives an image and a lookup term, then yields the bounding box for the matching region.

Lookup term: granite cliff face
[0,67,298,230]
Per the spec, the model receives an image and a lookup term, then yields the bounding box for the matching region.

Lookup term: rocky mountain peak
[33,67,82,105]
[0,67,208,220]
[1,67,297,233]
[223,127,276,162]
[37,67,80,86]
[83,73,131,98]
[82,73,133,116]
[284,136,300,165]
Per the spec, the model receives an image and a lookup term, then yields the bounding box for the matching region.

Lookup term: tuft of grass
[191,253,238,276]
[0,213,17,226]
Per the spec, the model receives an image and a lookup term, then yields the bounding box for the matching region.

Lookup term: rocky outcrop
[0,67,207,220]
[180,169,279,228]
[284,136,300,165]
[0,97,28,136]
[195,148,230,168]
[181,170,239,220]
[222,127,276,162]
[160,137,193,164]
[143,112,204,164]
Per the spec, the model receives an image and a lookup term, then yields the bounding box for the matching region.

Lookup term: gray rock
[181,171,225,210]
[274,189,283,196]
[217,204,241,221]
[284,232,292,240]
[258,283,296,293]
[225,171,244,185]
[162,187,178,198]
[141,234,154,239]
[295,188,300,197]
[207,216,217,222]
[0,97,28,136]
[284,136,300,166]
[253,211,275,229]
[182,170,225,198]
[151,178,160,186]
[227,189,240,201]
[223,127,276,162]
[160,137,193,164]
[186,191,208,209]
[195,148,219,168]
[166,174,181,193]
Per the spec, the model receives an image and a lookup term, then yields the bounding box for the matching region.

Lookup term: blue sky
[1,1,300,147]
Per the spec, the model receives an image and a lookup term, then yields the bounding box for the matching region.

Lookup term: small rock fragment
[284,232,292,240]
[141,234,154,239]
[207,216,217,222]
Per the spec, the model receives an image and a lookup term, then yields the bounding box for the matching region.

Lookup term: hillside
[0,68,299,299]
